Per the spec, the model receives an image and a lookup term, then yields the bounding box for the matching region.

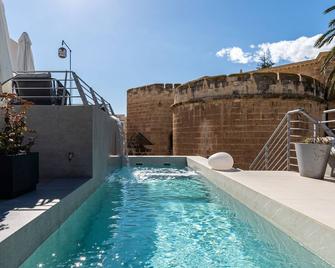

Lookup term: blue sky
[3,0,332,114]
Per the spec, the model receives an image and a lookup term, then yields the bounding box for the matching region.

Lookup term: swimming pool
[21,167,331,267]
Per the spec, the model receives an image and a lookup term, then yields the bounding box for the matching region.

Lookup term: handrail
[323,109,335,114]
[249,108,335,171]
[250,115,288,165]
[1,70,115,116]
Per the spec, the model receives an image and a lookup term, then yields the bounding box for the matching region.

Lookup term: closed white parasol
[9,38,18,72]
[17,32,35,72]
[0,0,13,86]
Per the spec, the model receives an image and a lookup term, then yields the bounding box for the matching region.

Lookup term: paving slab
[0,179,87,243]
[0,178,91,267]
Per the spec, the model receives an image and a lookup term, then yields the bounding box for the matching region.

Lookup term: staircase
[249,108,335,171]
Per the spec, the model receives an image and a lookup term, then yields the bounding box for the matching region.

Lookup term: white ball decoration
[208,152,234,171]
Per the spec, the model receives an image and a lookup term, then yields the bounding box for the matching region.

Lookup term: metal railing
[322,108,335,132]
[1,71,115,116]
[249,108,335,171]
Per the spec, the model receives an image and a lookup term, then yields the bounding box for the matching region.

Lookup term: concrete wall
[128,155,186,168]
[26,106,93,179]
[23,105,121,180]
[92,108,122,180]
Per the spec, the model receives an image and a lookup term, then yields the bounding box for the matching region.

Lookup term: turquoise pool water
[22,167,330,268]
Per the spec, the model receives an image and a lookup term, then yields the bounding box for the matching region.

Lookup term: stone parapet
[174,73,325,105]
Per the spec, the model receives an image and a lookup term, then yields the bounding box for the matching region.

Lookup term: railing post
[72,72,89,105]
[287,114,291,171]
[313,123,317,142]
[101,98,109,113]
[322,112,327,137]
[322,112,326,126]
[89,87,99,105]
[61,71,68,106]
[265,144,269,170]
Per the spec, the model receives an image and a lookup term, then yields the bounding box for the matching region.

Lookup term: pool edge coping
[186,156,335,267]
[0,178,104,268]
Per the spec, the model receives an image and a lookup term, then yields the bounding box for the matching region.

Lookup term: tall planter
[0,152,39,199]
[295,143,331,179]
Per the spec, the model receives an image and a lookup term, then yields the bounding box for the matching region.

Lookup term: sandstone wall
[172,99,325,169]
[127,83,179,155]
[172,73,326,169]
[126,53,332,167]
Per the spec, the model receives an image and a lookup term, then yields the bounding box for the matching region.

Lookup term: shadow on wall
[127,132,153,155]
[0,211,8,231]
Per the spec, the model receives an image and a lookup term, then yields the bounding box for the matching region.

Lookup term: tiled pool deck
[0,179,87,243]
[1,156,335,267]
[188,156,335,231]
[0,178,96,267]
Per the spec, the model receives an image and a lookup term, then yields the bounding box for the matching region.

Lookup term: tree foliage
[257,49,274,69]
[315,5,335,97]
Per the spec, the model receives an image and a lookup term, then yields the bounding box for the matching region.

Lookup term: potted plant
[0,93,38,199]
[295,137,332,179]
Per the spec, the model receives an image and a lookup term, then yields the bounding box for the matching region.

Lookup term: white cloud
[215,47,252,64]
[216,34,335,64]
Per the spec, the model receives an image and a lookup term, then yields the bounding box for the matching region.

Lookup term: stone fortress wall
[172,73,326,169]
[126,52,332,169]
[127,83,180,155]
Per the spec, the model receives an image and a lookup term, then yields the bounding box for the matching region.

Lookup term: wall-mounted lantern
[58,40,73,103]
[58,47,67,59]
[58,40,72,70]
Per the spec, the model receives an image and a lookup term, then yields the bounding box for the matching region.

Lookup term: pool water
[22,167,331,268]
